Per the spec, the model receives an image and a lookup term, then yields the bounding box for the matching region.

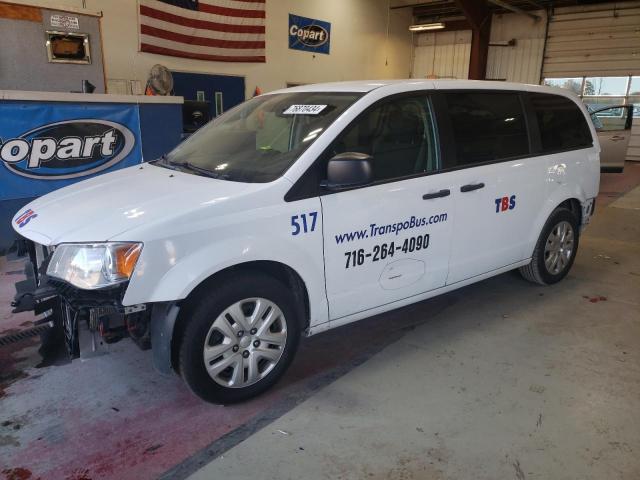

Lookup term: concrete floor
[1,164,639,480]
[189,168,640,480]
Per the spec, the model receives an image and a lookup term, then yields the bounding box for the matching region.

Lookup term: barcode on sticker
[283,104,327,115]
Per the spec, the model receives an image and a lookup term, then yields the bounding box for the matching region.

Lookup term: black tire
[519,208,580,285]
[178,272,300,404]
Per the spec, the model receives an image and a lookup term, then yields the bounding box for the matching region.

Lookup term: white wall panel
[413,12,545,83]
[486,11,546,84]
[411,30,471,79]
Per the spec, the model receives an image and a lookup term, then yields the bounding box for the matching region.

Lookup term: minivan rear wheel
[178,272,300,404]
[519,208,579,285]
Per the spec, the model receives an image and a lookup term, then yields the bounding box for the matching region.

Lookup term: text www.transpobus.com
[334,213,448,245]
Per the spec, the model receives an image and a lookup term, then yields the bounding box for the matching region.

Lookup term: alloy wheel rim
[203,298,287,388]
[543,220,574,275]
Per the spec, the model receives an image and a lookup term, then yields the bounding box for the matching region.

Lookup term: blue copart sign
[288,14,331,55]
[0,102,143,201]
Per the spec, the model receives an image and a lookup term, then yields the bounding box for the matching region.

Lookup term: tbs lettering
[495,195,516,213]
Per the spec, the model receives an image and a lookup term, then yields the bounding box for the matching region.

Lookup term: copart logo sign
[289,24,329,48]
[288,14,331,55]
[0,119,135,180]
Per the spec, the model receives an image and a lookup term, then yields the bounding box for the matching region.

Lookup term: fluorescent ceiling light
[409,22,445,32]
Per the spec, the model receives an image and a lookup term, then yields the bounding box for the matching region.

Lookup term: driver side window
[330,94,438,182]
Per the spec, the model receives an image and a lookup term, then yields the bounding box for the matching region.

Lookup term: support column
[454,0,491,80]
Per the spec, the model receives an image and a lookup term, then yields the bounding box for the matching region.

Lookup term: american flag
[138,0,266,62]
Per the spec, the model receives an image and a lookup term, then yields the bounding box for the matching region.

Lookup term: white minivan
[11,80,599,404]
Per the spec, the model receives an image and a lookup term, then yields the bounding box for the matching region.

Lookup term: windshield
[160,92,363,183]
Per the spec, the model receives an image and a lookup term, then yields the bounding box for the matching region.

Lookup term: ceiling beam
[390,1,451,10]
[453,0,489,29]
[520,0,544,8]
[488,0,541,20]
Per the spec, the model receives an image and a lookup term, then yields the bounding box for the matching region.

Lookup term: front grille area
[17,238,128,310]
[48,279,128,310]
[11,238,144,358]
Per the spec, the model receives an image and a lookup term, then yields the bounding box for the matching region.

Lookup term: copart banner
[0,102,142,201]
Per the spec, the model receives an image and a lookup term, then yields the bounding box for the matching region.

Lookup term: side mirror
[323,152,373,190]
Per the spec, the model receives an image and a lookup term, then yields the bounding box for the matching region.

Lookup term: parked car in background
[11,80,599,404]
[587,104,634,173]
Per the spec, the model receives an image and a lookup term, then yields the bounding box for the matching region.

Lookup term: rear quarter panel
[527,143,599,257]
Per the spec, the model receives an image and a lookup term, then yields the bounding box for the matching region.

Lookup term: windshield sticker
[283,105,327,115]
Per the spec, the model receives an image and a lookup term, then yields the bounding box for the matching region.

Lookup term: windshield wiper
[152,154,179,170]
[179,161,227,179]
[153,156,227,179]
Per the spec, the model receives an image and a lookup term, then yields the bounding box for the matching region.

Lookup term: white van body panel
[320,173,453,321]
[12,80,599,338]
[120,193,329,326]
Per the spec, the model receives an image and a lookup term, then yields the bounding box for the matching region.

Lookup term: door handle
[460,183,485,193]
[422,189,450,200]
[610,135,625,141]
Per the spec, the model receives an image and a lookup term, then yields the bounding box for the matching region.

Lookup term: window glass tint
[629,77,640,96]
[444,92,529,167]
[330,95,438,182]
[530,93,592,152]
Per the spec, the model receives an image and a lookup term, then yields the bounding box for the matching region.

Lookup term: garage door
[543,1,640,161]
[544,1,640,77]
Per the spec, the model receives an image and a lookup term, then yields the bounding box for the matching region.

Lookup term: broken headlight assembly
[46,242,142,290]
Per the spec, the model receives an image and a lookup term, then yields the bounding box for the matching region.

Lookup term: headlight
[47,242,142,290]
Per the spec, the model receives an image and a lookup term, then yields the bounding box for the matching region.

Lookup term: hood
[12,164,271,245]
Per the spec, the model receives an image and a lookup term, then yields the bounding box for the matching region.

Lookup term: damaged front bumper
[11,239,179,374]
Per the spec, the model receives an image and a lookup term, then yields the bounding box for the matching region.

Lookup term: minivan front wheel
[178,273,300,404]
[520,208,579,285]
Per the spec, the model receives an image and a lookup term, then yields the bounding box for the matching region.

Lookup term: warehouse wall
[411,30,471,79]
[411,11,545,84]
[486,11,546,84]
[14,0,413,98]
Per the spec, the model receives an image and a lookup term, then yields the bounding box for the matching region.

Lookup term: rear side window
[529,93,592,153]
[443,92,529,168]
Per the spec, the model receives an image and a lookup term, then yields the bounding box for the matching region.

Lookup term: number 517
[291,212,318,236]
